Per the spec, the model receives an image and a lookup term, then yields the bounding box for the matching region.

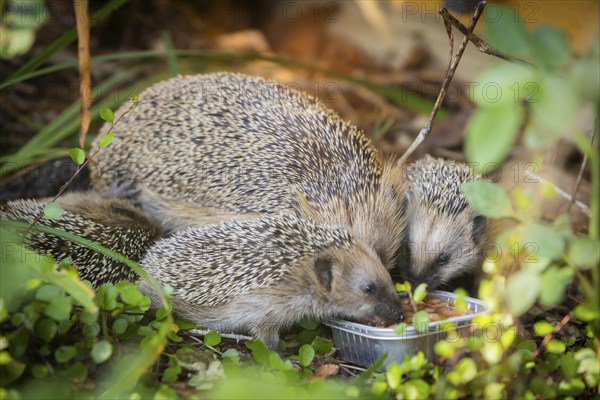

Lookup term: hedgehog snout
[373,294,405,325]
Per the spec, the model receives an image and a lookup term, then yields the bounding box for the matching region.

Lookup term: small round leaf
[298,344,315,367]
[91,340,113,363]
[99,107,114,123]
[43,202,64,220]
[68,148,86,165]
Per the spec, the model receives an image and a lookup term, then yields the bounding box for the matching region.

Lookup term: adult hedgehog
[92,73,407,270]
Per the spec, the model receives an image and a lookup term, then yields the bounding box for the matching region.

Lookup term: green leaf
[386,363,402,390]
[298,317,319,330]
[573,302,600,322]
[481,342,503,365]
[412,311,430,333]
[530,25,571,71]
[120,285,143,305]
[539,266,573,306]
[558,378,586,397]
[462,180,514,218]
[533,321,554,336]
[68,147,85,165]
[36,284,62,302]
[204,331,221,347]
[311,337,333,355]
[560,352,579,379]
[455,357,478,384]
[64,362,88,381]
[162,365,181,383]
[245,340,269,366]
[522,223,565,260]
[529,75,579,139]
[298,344,315,367]
[55,345,77,363]
[99,107,114,123]
[0,359,26,385]
[44,296,72,321]
[453,288,468,312]
[91,340,113,363]
[269,352,289,371]
[404,379,430,399]
[221,348,240,365]
[44,270,97,314]
[395,282,411,293]
[98,132,115,148]
[505,269,540,315]
[155,305,170,320]
[434,340,455,358]
[567,237,600,269]
[31,364,49,379]
[470,62,537,108]
[43,202,64,220]
[569,58,600,104]
[484,5,531,57]
[413,283,428,303]
[112,318,128,335]
[465,105,524,170]
[546,339,566,355]
[394,322,408,336]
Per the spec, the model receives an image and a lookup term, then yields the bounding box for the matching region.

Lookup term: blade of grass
[13,67,143,158]
[161,30,179,77]
[4,0,128,86]
[3,50,441,117]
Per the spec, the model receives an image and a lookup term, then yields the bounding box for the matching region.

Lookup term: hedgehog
[139,213,405,349]
[91,73,407,271]
[394,155,489,290]
[0,192,162,287]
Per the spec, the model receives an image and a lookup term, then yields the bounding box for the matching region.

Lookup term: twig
[74,0,91,149]
[534,174,591,216]
[187,335,223,355]
[398,1,486,165]
[26,101,138,232]
[339,363,366,372]
[568,124,597,212]
[439,7,533,66]
[531,312,572,358]
[188,328,253,343]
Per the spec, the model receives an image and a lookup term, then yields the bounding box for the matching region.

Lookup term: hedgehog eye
[437,252,451,266]
[363,283,377,294]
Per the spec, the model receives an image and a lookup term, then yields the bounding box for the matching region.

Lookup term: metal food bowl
[324,290,487,368]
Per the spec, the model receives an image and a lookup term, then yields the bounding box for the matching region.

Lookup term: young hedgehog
[91,73,407,271]
[140,213,404,349]
[0,192,162,286]
[395,155,488,290]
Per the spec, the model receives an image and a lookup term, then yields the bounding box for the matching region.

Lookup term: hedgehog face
[317,242,405,326]
[396,205,487,290]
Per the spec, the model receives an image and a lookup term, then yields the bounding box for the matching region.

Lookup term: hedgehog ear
[314,257,333,292]
[472,215,487,244]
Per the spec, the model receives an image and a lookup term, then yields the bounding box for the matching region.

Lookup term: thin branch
[188,329,253,343]
[568,124,597,212]
[74,0,91,149]
[26,101,138,232]
[398,1,486,165]
[439,7,533,66]
[531,312,572,358]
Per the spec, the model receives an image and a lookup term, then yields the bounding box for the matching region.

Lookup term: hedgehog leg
[251,321,281,350]
[136,186,262,234]
[105,180,141,202]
